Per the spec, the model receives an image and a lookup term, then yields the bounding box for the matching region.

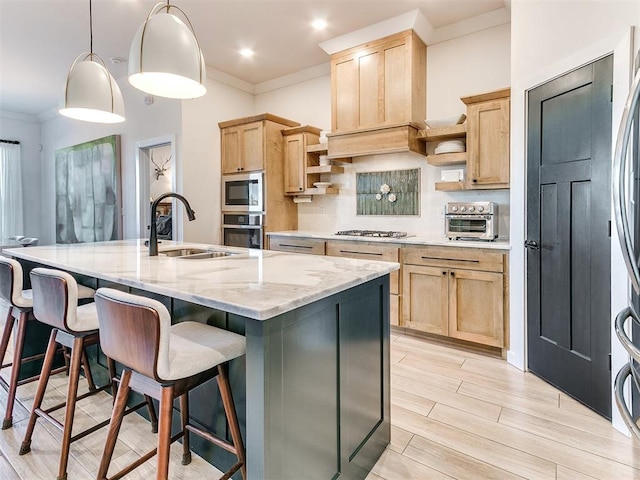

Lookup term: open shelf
[426,152,467,166]
[306,144,328,154]
[435,181,466,192]
[418,123,466,142]
[303,187,339,195]
[307,165,344,174]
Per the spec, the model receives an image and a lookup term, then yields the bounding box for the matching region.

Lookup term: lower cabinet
[402,245,507,353]
[269,236,508,353]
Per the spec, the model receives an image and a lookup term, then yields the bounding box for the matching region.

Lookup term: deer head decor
[151,153,171,180]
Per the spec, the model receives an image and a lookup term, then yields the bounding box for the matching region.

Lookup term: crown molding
[319,9,433,55]
[429,7,511,45]
[254,63,331,95]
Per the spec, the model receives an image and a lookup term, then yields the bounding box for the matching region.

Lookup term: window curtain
[0,142,24,239]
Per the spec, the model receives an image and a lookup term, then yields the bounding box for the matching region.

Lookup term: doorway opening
[135,135,178,241]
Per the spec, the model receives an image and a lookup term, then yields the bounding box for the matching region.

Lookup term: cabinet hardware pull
[472,179,477,183]
[442,271,447,275]
[450,271,455,276]
[281,244,312,249]
[340,250,383,257]
[420,256,479,264]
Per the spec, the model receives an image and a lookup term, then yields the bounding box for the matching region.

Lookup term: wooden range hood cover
[326,122,426,159]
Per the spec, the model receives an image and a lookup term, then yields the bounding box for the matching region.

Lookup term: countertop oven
[222,212,263,249]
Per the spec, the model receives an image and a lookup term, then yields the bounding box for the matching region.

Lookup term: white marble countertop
[4,240,398,321]
[267,231,511,250]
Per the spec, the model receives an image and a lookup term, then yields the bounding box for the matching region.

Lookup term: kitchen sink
[159,248,238,259]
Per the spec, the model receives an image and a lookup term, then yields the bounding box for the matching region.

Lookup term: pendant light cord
[89,0,93,56]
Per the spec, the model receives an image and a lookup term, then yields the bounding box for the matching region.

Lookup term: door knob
[524,240,540,250]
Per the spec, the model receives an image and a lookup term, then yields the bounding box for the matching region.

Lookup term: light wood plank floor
[0,307,638,479]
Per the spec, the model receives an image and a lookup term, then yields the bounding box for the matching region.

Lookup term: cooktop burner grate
[335,230,408,238]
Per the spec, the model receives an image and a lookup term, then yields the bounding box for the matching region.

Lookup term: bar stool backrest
[30,268,82,332]
[0,257,27,308]
[94,288,170,382]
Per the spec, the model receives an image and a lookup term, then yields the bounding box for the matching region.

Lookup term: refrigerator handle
[613,67,640,294]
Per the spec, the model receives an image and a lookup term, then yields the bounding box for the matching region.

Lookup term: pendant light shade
[59,54,125,123]
[128,3,206,99]
[59,0,125,123]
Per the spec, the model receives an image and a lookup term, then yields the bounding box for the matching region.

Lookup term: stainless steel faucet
[149,193,196,256]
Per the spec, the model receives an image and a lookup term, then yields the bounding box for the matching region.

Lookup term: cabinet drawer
[402,245,504,273]
[326,241,400,294]
[269,236,326,256]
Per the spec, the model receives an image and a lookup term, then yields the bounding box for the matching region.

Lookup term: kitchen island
[5,239,398,480]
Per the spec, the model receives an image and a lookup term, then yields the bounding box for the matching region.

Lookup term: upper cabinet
[422,88,511,191]
[328,30,427,159]
[219,114,300,175]
[282,126,321,194]
[331,30,426,132]
[462,88,510,188]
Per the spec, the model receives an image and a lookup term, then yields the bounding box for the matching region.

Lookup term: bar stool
[19,268,156,480]
[94,288,247,480]
[0,257,95,430]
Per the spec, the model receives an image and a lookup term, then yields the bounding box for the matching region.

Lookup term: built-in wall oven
[222,172,263,212]
[222,213,263,249]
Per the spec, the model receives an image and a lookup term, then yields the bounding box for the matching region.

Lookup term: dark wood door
[527,55,612,418]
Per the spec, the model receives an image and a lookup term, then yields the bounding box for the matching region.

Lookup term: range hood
[326,122,426,159]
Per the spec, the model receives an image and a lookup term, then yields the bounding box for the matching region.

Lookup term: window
[0,141,23,239]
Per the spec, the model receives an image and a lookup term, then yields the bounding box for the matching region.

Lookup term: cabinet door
[283,133,305,194]
[402,265,448,336]
[241,122,265,172]
[332,56,358,132]
[221,127,242,174]
[268,236,326,255]
[466,98,510,187]
[448,269,503,347]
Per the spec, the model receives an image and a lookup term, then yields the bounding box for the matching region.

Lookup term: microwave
[222,172,264,212]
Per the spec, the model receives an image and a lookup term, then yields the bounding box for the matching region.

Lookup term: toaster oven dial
[460,206,467,212]
[451,206,458,212]
[478,206,485,212]
[469,206,475,212]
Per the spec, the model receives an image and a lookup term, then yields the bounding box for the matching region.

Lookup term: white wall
[256,23,511,238]
[39,79,181,245]
[510,0,640,433]
[181,78,254,244]
[0,113,42,239]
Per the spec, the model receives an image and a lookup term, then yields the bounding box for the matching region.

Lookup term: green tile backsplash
[356,168,420,216]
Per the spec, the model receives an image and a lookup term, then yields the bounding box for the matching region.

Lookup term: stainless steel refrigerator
[613,52,640,437]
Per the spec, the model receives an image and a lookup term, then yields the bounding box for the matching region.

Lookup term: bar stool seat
[19,268,156,480]
[0,258,95,430]
[94,288,246,480]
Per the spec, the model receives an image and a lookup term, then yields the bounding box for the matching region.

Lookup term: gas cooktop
[335,230,408,238]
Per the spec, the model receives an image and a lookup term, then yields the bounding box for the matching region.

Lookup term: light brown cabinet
[403,245,507,354]
[423,88,511,191]
[282,126,321,194]
[462,89,510,188]
[268,236,326,256]
[331,30,426,132]
[219,114,299,175]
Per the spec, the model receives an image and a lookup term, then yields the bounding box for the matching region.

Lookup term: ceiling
[0,0,508,118]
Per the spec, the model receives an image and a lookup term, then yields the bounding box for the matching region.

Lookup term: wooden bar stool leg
[3,311,28,429]
[157,385,175,480]
[146,394,158,433]
[0,307,14,370]
[218,364,246,480]
[107,357,117,398]
[179,393,191,465]
[81,347,96,392]
[20,329,59,455]
[97,369,132,480]
[62,346,70,375]
[57,336,84,480]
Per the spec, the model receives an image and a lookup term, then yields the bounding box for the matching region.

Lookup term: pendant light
[59,0,125,123]
[128,1,206,99]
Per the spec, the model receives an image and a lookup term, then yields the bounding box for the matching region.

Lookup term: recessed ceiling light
[240,48,254,58]
[311,19,328,30]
